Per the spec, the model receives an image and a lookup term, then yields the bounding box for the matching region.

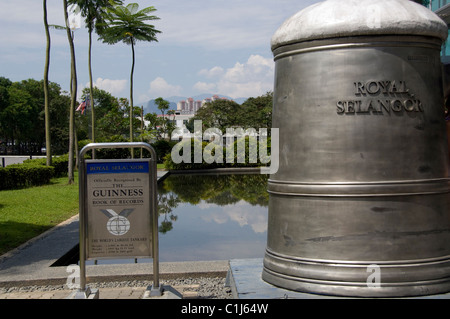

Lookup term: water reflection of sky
[159,200,268,262]
[89,174,269,264]
[157,174,269,262]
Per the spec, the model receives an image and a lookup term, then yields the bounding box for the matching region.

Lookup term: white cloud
[223,62,245,82]
[137,94,151,104]
[76,78,127,99]
[193,81,217,93]
[198,66,224,79]
[153,0,315,50]
[149,77,182,97]
[93,78,127,97]
[200,200,267,234]
[247,54,274,71]
[194,54,274,98]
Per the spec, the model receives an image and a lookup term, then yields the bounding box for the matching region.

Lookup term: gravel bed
[0,276,233,299]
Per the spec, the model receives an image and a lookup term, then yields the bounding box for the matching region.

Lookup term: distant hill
[143,100,177,115]
[143,94,247,115]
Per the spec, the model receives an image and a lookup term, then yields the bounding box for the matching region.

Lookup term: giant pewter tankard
[262,0,450,297]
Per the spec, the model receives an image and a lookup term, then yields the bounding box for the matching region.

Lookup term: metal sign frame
[85,158,152,260]
[77,142,161,298]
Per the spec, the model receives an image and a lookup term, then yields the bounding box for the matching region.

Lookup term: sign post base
[142,285,182,299]
[67,287,99,299]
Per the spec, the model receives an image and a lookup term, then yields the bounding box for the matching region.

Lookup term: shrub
[164,139,222,170]
[0,155,71,190]
[0,164,54,190]
[163,137,272,170]
[84,136,130,159]
[151,140,177,163]
[78,137,177,163]
[23,155,69,177]
[78,139,92,154]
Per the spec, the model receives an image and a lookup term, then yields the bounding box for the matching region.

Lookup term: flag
[76,96,91,114]
[76,100,86,114]
[68,4,81,31]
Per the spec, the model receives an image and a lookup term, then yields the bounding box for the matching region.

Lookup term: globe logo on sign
[100,209,134,236]
[106,215,130,236]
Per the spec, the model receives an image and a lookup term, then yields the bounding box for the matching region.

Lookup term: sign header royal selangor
[86,161,149,174]
[85,159,152,260]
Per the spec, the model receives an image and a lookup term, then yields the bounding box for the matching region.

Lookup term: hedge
[78,138,177,163]
[0,164,54,190]
[0,155,70,190]
[164,137,272,170]
[23,155,70,178]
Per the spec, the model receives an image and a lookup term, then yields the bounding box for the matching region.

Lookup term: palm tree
[155,97,169,140]
[99,3,161,146]
[43,0,51,166]
[68,1,123,159]
[166,109,176,141]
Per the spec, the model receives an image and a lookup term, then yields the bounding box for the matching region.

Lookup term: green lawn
[0,173,79,255]
[0,163,166,256]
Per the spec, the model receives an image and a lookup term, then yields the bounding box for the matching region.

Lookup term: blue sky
[0,0,319,105]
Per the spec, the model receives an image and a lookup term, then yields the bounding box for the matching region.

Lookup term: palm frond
[49,24,67,30]
[98,3,161,46]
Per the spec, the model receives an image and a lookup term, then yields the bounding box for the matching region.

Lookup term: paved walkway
[0,287,144,299]
[0,284,201,299]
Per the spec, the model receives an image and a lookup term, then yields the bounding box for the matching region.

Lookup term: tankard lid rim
[271,0,448,51]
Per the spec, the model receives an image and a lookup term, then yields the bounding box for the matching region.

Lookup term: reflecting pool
[157,173,269,262]
[77,173,269,265]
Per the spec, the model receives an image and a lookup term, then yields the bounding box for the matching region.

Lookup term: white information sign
[85,159,152,259]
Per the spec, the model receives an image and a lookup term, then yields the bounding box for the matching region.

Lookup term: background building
[433,1,450,64]
[176,95,230,115]
[432,0,450,98]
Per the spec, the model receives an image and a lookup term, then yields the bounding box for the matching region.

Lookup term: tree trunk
[43,0,52,166]
[64,0,77,184]
[88,29,95,159]
[130,39,135,158]
[140,106,143,158]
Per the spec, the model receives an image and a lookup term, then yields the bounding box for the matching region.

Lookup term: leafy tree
[166,109,177,140]
[49,89,71,155]
[4,84,35,152]
[141,111,159,142]
[99,3,161,144]
[0,77,11,110]
[144,112,159,131]
[194,99,241,132]
[95,97,128,138]
[185,117,195,133]
[155,97,169,139]
[192,92,272,134]
[239,92,273,129]
[77,87,117,141]
[0,79,70,155]
[0,77,12,153]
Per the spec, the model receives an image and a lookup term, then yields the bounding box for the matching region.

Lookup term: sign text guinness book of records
[85,160,152,259]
